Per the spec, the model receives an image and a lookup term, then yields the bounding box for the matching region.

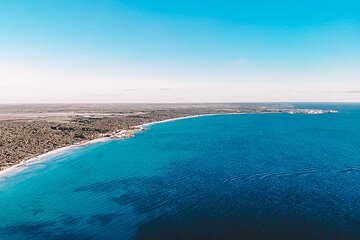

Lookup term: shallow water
[1,104,360,240]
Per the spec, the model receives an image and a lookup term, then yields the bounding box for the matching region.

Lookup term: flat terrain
[0,103,331,171]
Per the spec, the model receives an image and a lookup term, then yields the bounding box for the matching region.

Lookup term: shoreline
[0,109,337,179]
[0,113,235,179]
[0,136,112,179]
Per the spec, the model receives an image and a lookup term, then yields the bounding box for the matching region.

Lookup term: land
[0,103,336,172]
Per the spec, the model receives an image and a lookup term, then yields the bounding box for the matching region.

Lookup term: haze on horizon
[0,0,359,103]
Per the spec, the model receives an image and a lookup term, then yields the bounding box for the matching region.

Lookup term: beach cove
[0,114,239,179]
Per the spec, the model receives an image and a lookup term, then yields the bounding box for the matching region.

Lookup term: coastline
[0,136,112,179]
[0,108,336,180]
[0,113,235,179]
[136,113,242,128]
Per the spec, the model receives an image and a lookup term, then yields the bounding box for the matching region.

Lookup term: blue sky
[0,0,359,102]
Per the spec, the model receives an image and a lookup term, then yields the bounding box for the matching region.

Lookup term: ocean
[0,104,359,240]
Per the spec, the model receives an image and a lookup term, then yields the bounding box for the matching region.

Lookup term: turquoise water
[1,104,360,240]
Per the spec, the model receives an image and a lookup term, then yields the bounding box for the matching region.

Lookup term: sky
[0,0,359,103]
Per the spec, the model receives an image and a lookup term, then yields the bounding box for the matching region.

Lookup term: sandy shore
[0,113,235,179]
[0,137,112,179]
[138,113,242,128]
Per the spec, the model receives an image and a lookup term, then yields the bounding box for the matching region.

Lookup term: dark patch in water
[74,160,360,239]
[134,209,353,240]
[44,232,94,240]
[4,221,57,236]
[111,177,177,215]
[107,164,360,240]
[340,167,360,173]
[87,213,119,226]
[16,202,45,216]
[1,220,93,239]
[59,214,81,226]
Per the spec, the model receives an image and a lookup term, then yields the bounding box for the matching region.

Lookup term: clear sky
[0,0,359,103]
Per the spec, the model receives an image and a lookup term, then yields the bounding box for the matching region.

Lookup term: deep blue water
[1,104,360,240]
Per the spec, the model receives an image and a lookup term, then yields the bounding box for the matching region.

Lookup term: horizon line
[1,101,360,105]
